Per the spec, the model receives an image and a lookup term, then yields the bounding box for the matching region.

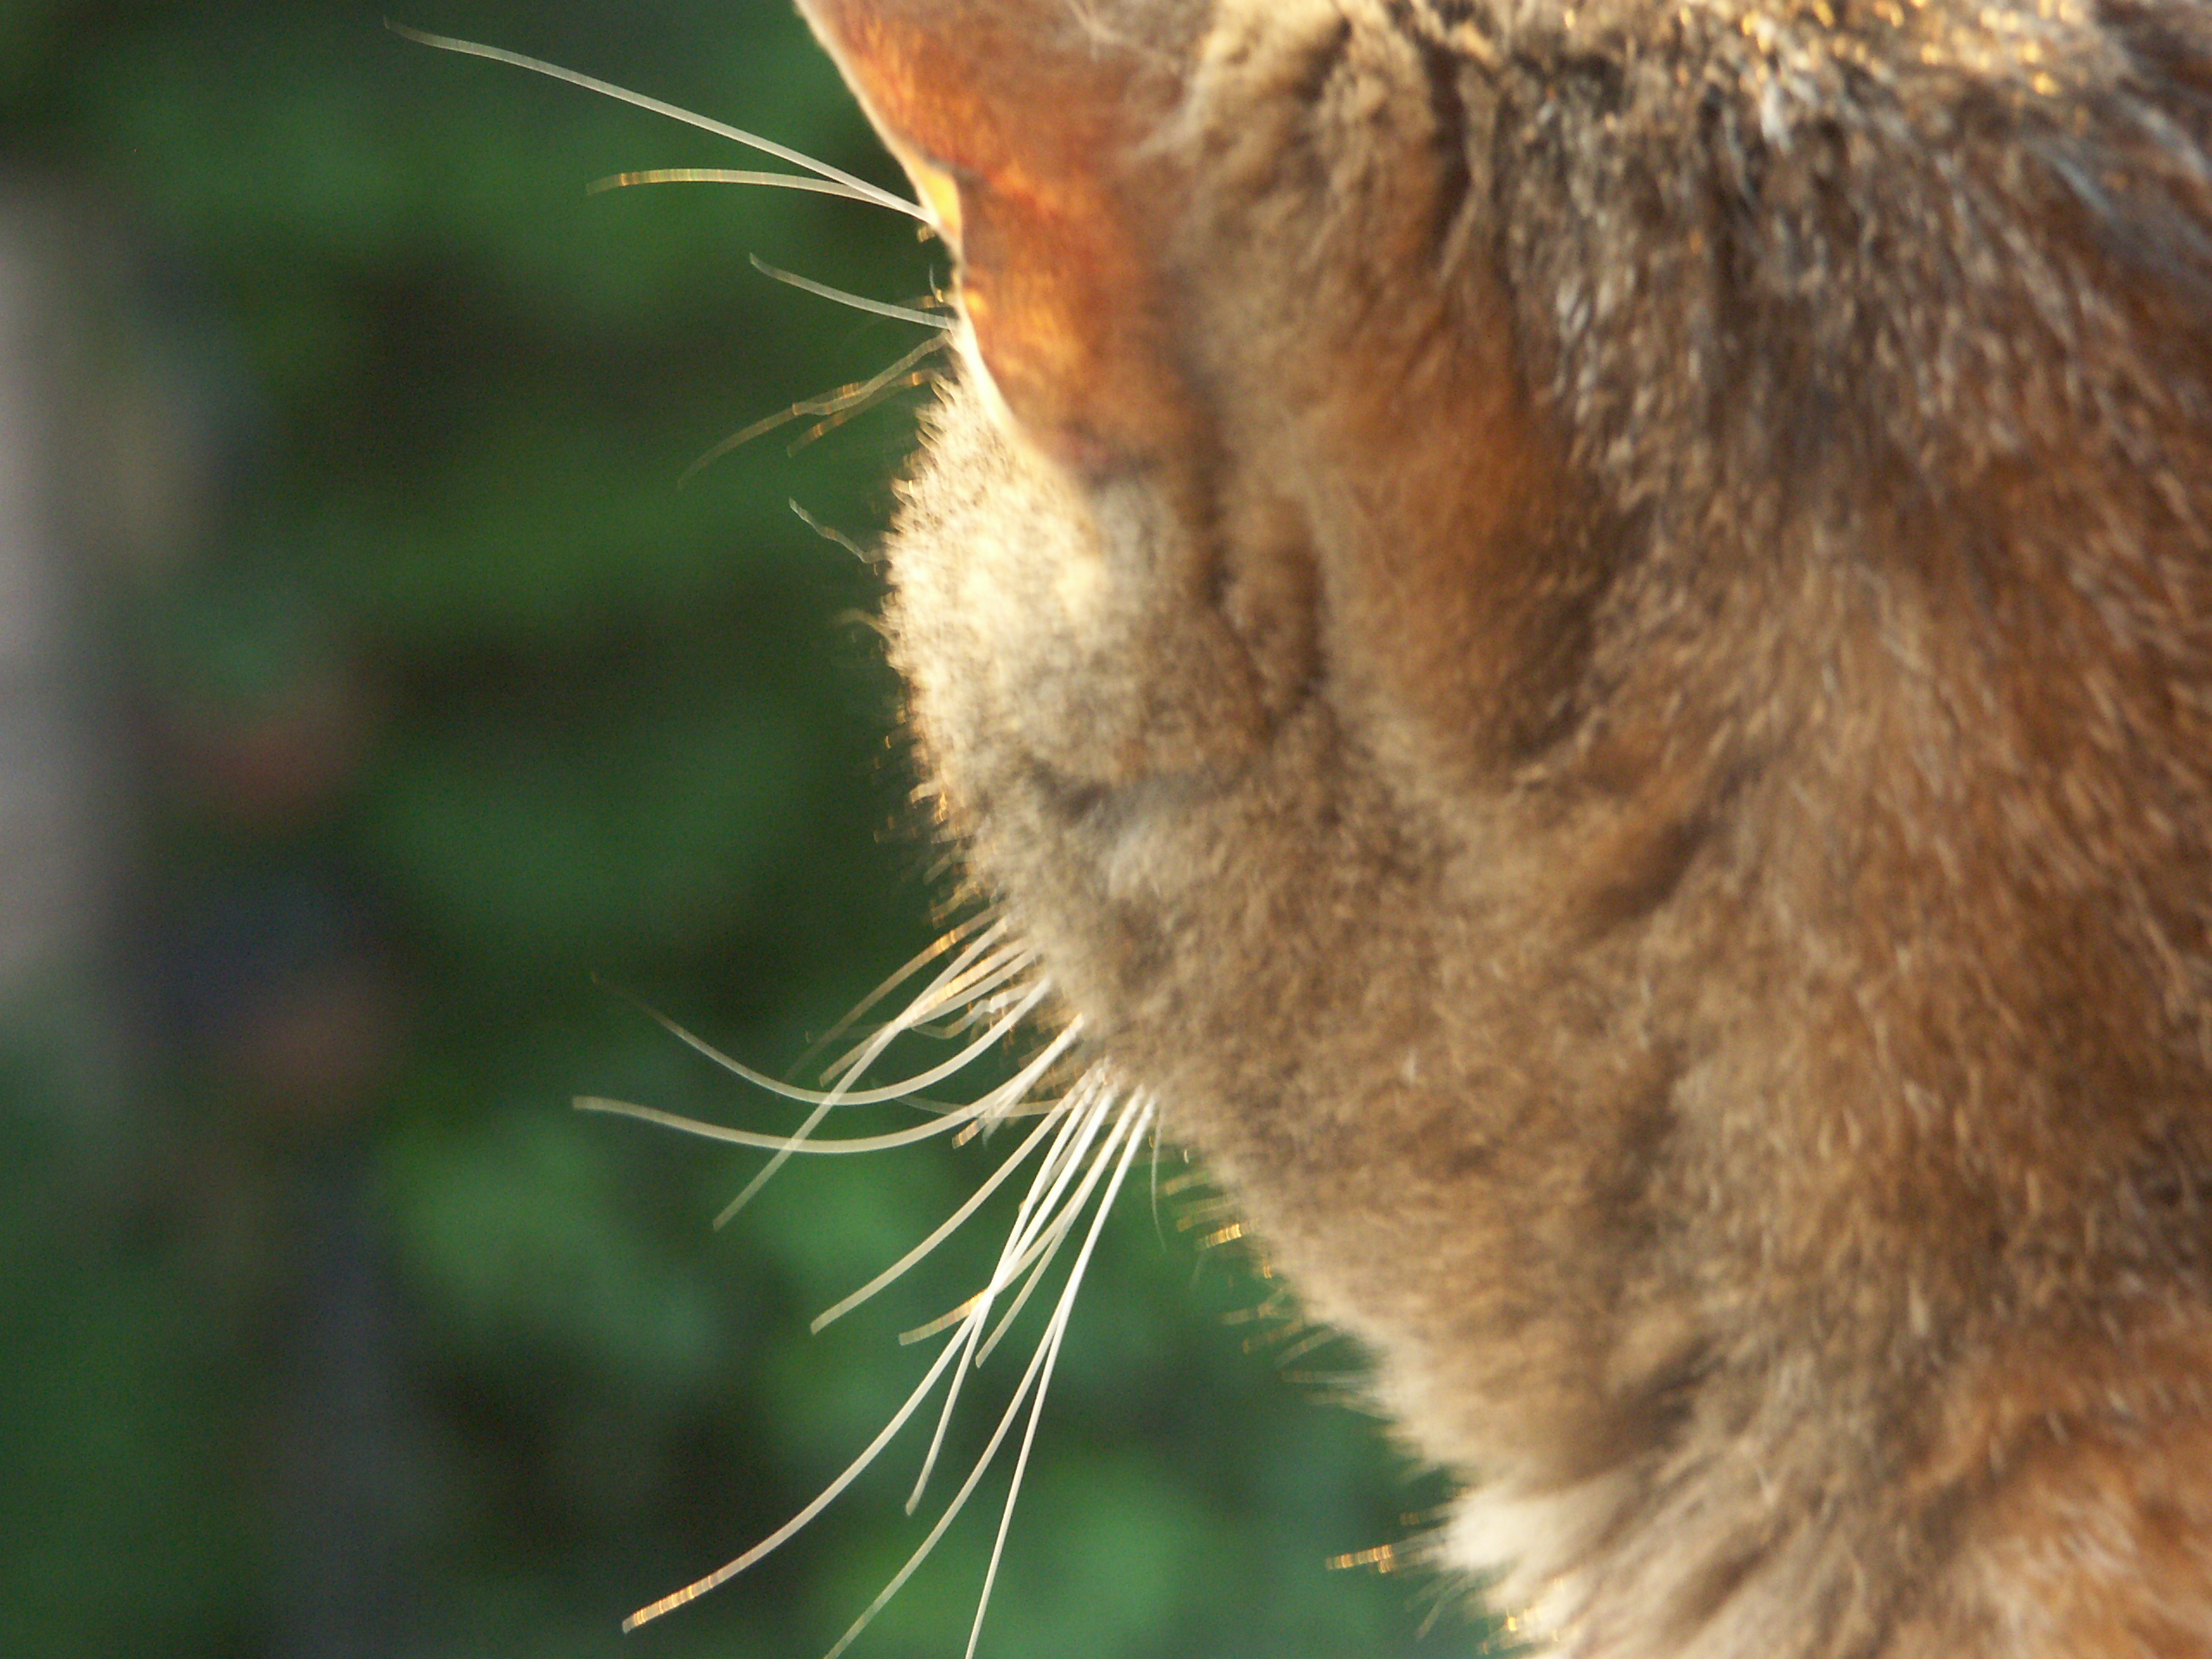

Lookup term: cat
[774,0,2212,1655]
[410,0,2212,1647]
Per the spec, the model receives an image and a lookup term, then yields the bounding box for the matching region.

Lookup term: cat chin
[1439,1471,1877,1659]
[1440,1473,1637,1640]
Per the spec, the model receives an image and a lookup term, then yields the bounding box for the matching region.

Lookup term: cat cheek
[953,295,1121,480]
[955,257,1192,484]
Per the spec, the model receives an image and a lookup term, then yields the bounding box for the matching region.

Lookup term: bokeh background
[0,4,1484,1656]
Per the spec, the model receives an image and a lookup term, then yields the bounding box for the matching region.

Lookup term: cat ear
[797,0,1196,474]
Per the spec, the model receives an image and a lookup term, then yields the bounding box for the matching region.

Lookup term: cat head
[794,0,2212,1644]
[800,0,1594,810]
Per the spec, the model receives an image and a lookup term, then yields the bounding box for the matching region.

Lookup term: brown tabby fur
[798,0,2212,1652]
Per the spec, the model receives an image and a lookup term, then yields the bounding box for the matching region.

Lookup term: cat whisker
[902,1075,1117,1497]
[712,982,1049,1226]
[963,1124,1120,1363]
[385,24,925,219]
[822,912,999,1025]
[390,22,951,488]
[751,256,953,330]
[808,1106,1068,1333]
[634,970,1041,1112]
[822,917,1011,1039]
[951,1096,1070,1131]
[958,1015,1090,1131]
[804,1026,1091,1334]
[596,928,1013,1121]
[891,1014,991,1042]
[620,1313,976,1632]
[587,167,894,208]
[969,1090,1128,1367]
[817,943,1035,1089]
[922,974,1055,1037]
[1271,1325,1346,1366]
[800,970,1039,1106]
[790,499,874,563]
[596,894,1143,1657]
[682,334,950,483]
[618,1045,1152,1659]
[572,1094,992,1154]
[967,1200,1092,1364]
[819,1090,1153,1659]
[897,1291,988,1349]
[812,1251,1071,1659]
[846,941,1037,1053]
[780,370,941,456]
[958,1096,1152,1659]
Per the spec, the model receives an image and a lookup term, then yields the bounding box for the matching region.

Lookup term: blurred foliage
[0,5,1488,1658]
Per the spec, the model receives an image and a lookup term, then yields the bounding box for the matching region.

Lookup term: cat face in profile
[778,0,2212,1653]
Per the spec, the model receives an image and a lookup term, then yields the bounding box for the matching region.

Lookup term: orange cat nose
[797,0,1198,474]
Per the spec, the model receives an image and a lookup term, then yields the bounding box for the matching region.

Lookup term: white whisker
[710,961,1044,1230]
[588,167,893,207]
[971,1215,1085,1364]
[963,1096,1154,1659]
[641,975,1041,1115]
[897,1290,988,1350]
[904,966,1046,1041]
[385,24,924,218]
[684,334,950,482]
[923,1105,1113,1357]
[573,1094,987,1154]
[396,20,1171,1654]
[819,950,1035,1089]
[970,1083,1132,1367]
[903,1080,1115,1507]
[809,1106,1067,1333]
[710,1010,1030,1228]
[813,1282,1058,1659]
[594,899,1149,1657]
[620,1319,973,1632]
[817,1093,1154,1659]
[845,920,1014,1034]
[798,915,996,1069]
[751,256,953,330]
[954,1014,1089,1128]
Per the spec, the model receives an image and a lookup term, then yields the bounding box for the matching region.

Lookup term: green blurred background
[0,4,1479,1656]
